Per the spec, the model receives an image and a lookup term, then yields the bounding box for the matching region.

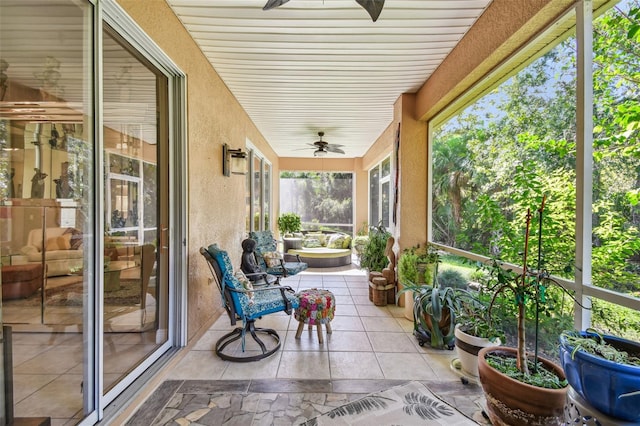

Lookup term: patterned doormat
[302,381,477,426]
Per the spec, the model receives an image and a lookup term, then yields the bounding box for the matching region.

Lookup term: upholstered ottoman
[2,263,43,300]
[295,288,335,344]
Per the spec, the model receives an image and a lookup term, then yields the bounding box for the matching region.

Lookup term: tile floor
[128,267,489,425]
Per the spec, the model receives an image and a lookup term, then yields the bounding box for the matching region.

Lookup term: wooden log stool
[370,276,394,306]
[368,271,383,302]
[294,288,335,344]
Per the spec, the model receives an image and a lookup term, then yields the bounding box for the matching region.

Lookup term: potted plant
[397,243,437,320]
[559,329,640,422]
[398,249,471,349]
[358,223,390,272]
[476,197,570,425]
[277,212,301,236]
[454,290,503,379]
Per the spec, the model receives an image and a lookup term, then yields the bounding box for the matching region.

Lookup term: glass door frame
[80,1,188,423]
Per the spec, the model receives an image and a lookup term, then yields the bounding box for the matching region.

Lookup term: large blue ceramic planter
[559,331,640,422]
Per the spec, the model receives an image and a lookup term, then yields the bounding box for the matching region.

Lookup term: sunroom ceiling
[167,0,493,158]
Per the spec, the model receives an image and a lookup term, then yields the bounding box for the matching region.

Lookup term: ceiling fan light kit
[263,0,385,22]
[306,131,346,157]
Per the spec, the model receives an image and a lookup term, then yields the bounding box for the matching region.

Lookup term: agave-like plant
[399,258,472,349]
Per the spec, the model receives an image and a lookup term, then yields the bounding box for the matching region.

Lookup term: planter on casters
[454,324,501,379]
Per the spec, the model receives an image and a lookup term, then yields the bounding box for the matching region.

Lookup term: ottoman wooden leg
[326,322,332,334]
[295,321,305,339]
[317,323,324,344]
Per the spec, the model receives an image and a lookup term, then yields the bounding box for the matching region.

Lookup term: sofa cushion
[46,234,71,251]
[63,227,84,250]
[327,234,346,249]
[302,237,322,248]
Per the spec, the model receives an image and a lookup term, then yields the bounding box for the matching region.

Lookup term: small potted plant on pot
[398,248,471,349]
[454,290,504,379]
[277,212,301,237]
[559,328,640,422]
[397,243,438,319]
[278,212,302,252]
[476,196,572,426]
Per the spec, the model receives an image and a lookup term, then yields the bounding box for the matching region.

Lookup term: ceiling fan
[308,131,345,157]
[263,0,385,22]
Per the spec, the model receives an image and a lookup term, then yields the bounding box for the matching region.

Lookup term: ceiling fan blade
[263,0,290,11]
[326,143,345,149]
[327,147,345,154]
[355,0,385,22]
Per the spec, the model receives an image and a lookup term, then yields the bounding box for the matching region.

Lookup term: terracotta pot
[454,325,500,378]
[477,346,568,426]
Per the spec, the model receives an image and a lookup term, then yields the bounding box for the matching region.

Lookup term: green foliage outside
[280,171,354,233]
[432,1,640,341]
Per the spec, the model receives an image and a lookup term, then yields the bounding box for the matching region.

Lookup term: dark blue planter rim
[559,331,640,374]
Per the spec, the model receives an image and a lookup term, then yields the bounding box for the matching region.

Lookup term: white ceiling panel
[167,0,493,157]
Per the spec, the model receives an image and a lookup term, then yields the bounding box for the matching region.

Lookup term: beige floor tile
[351,294,371,305]
[277,350,330,379]
[326,330,372,352]
[334,304,358,316]
[329,351,384,379]
[333,294,354,305]
[221,351,282,379]
[355,304,393,317]
[192,330,233,351]
[367,331,420,353]
[168,350,228,380]
[349,287,369,296]
[282,329,329,351]
[361,317,405,333]
[327,315,363,332]
[376,352,438,380]
[422,352,460,380]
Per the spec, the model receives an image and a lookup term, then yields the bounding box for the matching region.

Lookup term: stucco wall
[117,0,278,341]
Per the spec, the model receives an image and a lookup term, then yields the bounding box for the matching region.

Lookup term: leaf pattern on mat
[402,391,455,420]
[324,395,395,419]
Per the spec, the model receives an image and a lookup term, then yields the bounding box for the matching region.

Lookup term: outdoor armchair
[200,244,299,362]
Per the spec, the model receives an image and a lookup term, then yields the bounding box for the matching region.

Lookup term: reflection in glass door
[0,0,95,423]
[102,26,169,393]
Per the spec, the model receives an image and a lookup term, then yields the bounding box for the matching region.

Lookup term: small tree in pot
[477,196,577,425]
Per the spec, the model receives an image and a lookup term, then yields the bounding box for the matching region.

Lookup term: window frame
[427,0,639,332]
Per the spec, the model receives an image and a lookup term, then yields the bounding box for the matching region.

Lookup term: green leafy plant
[358,223,391,272]
[277,212,302,236]
[561,329,640,366]
[398,244,438,286]
[456,294,504,342]
[399,251,472,349]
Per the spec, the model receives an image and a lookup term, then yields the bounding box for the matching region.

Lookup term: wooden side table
[295,288,335,344]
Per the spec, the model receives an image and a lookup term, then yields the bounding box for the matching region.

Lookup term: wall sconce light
[223,143,248,176]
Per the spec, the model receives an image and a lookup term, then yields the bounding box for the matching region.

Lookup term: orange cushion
[45,234,71,251]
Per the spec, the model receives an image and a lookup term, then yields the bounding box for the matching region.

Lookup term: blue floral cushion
[206,244,298,320]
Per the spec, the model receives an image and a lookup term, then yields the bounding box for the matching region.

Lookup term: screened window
[280,171,354,233]
[369,156,391,228]
[245,147,271,232]
[429,0,639,346]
